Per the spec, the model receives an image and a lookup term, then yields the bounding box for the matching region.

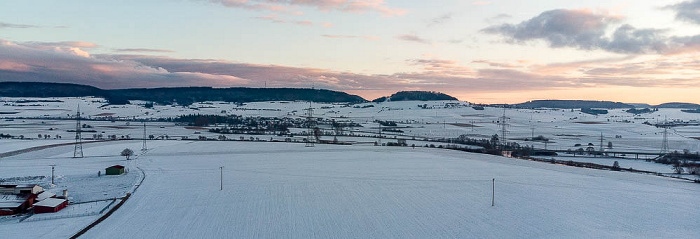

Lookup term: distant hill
[628,103,652,108]
[0,82,104,97]
[654,102,700,109]
[108,87,366,105]
[0,82,366,105]
[513,100,633,109]
[372,91,457,102]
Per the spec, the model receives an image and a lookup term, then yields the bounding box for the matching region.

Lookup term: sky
[0,0,698,104]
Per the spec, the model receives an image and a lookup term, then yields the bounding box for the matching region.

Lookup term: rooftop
[33,198,66,208]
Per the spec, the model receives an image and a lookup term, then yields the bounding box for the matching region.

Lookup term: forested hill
[0,82,104,97]
[0,82,366,105]
[372,91,458,102]
[107,87,366,105]
[513,100,634,109]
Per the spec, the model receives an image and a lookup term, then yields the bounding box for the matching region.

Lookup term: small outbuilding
[106,165,125,175]
[33,198,68,214]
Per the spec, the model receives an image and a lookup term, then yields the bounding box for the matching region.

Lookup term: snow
[33,198,65,208]
[76,141,699,238]
[1,98,700,238]
[36,191,55,201]
[0,194,27,208]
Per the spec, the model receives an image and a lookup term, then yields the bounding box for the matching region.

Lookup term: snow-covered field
[81,141,698,238]
[1,97,700,238]
[2,97,699,153]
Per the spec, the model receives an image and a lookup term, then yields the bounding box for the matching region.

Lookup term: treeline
[0,82,366,105]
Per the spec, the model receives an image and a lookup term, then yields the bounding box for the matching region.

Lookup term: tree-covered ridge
[373,91,457,102]
[0,82,366,105]
[108,87,366,105]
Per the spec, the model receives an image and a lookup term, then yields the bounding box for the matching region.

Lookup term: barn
[0,194,35,215]
[33,198,68,214]
[106,165,125,175]
[0,184,43,215]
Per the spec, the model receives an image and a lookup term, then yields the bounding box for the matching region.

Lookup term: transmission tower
[599,132,604,152]
[530,113,535,139]
[660,117,670,154]
[142,122,147,152]
[73,105,83,158]
[498,107,508,148]
[305,101,315,147]
[661,127,670,154]
[378,122,382,145]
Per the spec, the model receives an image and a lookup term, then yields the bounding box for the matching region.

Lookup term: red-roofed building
[33,198,68,214]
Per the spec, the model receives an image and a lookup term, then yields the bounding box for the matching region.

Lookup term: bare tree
[672,161,684,174]
[121,148,134,160]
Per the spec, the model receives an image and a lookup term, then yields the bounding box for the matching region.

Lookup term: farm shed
[106,165,125,175]
[33,198,68,214]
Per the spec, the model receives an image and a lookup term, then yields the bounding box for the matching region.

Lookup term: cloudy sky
[1,0,698,103]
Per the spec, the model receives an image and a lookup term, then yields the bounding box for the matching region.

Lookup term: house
[106,165,125,175]
[33,198,68,214]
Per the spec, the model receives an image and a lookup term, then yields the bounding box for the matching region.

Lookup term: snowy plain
[1,97,700,238]
[82,141,699,238]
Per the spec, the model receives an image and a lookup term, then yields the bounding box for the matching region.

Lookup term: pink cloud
[322,34,380,40]
[209,0,406,16]
[1,38,699,102]
[396,34,429,44]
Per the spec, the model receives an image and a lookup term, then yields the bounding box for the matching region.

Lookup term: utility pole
[599,133,604,152]
[219,166,223,191]
[491,178,495,207]
[51,165,56,185]
[142,122,147,152]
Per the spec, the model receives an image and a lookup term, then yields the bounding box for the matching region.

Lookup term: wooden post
[491,178,495,207]
[220,166,223,191]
